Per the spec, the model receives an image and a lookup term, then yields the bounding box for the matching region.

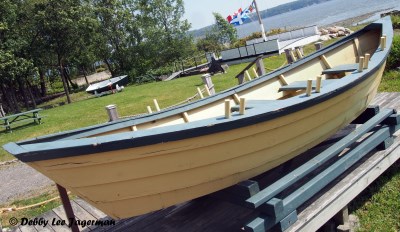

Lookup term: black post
[56,184,80,232]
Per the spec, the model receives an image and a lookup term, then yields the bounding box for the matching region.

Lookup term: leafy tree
[33,0,96,103]
[212,12,238,45]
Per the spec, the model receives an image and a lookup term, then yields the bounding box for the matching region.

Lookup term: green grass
[349,162,400,231]
[0,189,63,228]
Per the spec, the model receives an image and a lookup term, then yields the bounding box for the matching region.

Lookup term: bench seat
[321,63,358,75]
[278,80,336,92]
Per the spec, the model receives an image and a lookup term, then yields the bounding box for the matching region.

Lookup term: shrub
[386,34,400,70]
[391,15,400,29]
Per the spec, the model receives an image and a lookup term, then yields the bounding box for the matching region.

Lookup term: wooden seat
[278,80,336,92]
[321,64,358,75]
[231,100,277,112]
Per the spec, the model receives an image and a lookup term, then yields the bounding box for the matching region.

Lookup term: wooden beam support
[295,48,303,59]
[130,125,138,131]
[353,38,362,57]
[320,55,332,69]
[56,184,80,232]
[197,87,204,99]
[278,75,288,86]
[290,50,297,62]
[252,68,259,78]
[153,99,160,112]
[233,94,240,105]
[245,70,252,81]
[146,106,153,114]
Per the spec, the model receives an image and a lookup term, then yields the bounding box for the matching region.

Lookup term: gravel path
[0,162,53,205]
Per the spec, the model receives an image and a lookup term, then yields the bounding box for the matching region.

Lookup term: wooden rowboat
[85,75,128,94]
[4,17,393,219]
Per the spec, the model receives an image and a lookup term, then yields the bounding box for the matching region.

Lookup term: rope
[0,192,71,214]
[0,159,20,167]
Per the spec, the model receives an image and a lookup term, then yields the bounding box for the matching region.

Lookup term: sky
[183,0,297,30]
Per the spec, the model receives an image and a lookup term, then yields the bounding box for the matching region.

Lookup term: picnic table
[0,108,43,132]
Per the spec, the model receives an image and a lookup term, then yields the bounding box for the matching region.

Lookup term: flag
[226,15,233,23]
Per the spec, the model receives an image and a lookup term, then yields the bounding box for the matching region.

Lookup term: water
[236,0,399,38]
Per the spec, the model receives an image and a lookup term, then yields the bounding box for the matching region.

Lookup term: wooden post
[295,48,303,59]
[225,100,231,119]
[238,73,245,85]
[364,53,370,69]
[306,79,312,97]
[153,99,160,112]
[316,76,322,93]
[197,87,204,99]
[233,94,240,104]
[290,49,297,62]
[252,68,259,78]
[239,98,246,115]
[182,112,190,123]
[320,55,332,69]
[105,104,119,122]
[284,49,294,64]
[314,42,323,51]
[358,56,364,72]
[147,106,153,114]
[245,70,252,81]
[56,184,80,232]
[278,74,288,86]
[201,74,215,95]
[204,84,211,96]
[380,36,386,50]
[255,57,266,76]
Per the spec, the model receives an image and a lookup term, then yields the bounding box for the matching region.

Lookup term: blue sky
[183,0,296,30]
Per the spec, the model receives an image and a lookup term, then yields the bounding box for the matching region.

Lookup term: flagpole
[253,0,267,41]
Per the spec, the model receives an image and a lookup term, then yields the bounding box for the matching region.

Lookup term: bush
[387,34,400,70]
[391,15,400,29]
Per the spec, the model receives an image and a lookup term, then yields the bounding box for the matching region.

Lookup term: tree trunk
[17,78,30,109]
[82,67,89,86]
[8,85,21,113]
[26,81,37,109]
[0,83,14,113]
[58,57,72,104]
[104,59,114,77]
[64,67,75,89]
[39,68,47,97]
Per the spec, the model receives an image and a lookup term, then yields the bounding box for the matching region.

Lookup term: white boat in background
[86,75,128,94]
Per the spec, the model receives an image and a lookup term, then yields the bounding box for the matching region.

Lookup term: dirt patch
[73,70,112,87]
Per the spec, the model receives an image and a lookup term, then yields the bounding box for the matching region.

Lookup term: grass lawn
[0,31,399,230]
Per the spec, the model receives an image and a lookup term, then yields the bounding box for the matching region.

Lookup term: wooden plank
[319,55,332,69]
[278,80,336,92]
[321,64,358,74]
[38,209,70,232]
[73,198,107,220]
[17,226,37,232]
[245,108,395,209]
[287,140,400,232]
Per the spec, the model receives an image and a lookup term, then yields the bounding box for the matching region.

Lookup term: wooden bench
[278,79,336,92]
[321,63,358,75]
[1,108,43,132]
[230,100,278,112]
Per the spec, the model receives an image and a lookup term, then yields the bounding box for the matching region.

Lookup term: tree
[32,0,96,104]
[212,12,238,46]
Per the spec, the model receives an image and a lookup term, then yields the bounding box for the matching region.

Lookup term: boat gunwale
[4,17,393,162]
